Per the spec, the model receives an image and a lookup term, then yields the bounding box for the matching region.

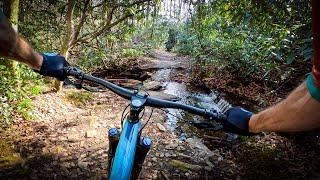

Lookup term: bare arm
[0,16,43,70]
[249,81,320,133]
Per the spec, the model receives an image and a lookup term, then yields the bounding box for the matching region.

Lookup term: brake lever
[64,67,85,90]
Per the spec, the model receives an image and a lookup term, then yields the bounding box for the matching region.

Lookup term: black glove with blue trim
[223,107,253,135]
[38,53,69,81]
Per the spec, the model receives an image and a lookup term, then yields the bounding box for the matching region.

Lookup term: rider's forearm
[249,81,320,133]
[0,18,43,70]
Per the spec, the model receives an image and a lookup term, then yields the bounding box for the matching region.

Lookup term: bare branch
[70,0,90,46]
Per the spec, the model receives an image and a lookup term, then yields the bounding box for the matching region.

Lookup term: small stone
[171,153,177,157]
[147,162,152,167]
[78,161,88,169]
[204,166,212,171]
[206,160,214,168]
[152,129,157,134]
[152,157,157,162]
[165,143,178,150]
[85,130,97,138]
[156,123,166,132]
[159,153,164,158]
[177,146,185,151]
[67,134,79,142]
[164,153,170,157]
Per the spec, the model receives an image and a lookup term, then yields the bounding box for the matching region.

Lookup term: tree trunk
[54,0,75,91]
[3,0,20,79]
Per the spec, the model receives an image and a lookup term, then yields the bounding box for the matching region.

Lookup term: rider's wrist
[248,114,260,133]
[33,53,43,71]
[306,73,320,101]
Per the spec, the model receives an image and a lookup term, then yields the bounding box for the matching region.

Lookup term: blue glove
[38,53,69,80]
[223,107,253,135]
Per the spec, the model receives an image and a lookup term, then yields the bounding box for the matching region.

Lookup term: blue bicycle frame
[109,119,141,180]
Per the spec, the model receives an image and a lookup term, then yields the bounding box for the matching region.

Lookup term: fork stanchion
[131,137,152,180]
[107,128,120,176]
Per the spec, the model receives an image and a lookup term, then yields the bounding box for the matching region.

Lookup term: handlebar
[64,67,226,122]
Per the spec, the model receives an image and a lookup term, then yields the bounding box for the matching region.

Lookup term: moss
[235,138,289,179]
[66,91,93,106]
[0,140,23,169]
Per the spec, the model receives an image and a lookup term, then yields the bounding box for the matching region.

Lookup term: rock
[204,166,212,171]
[179,133,188,141]
[165,143,178,150]
[206,160,214,168]
[85,130,97,138]
[207,149,223,162]
[143,81,162,90]
[67,134,80,142]
[156,123,166,132]
[164,153,170,157]
[78,161,88,170]
[160,171,170,180]
[177,146,185,151]
[186,137,212,155]
[147,91,180,101]
[152,157,157,162]
[159,153,165,158]
[169,160,202,172]
[108,79,142,89]
[88,116,98,128]
[147,162,152,167]
[177,153,192,159]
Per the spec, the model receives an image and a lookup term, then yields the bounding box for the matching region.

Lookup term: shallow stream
[151,68,232,140]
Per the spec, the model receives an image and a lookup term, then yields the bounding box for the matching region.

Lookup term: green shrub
[121,48,143,58]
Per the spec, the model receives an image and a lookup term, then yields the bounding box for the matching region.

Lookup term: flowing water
[151,68,231,138]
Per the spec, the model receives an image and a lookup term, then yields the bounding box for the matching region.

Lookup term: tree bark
[54,0,75,91]
[3,0,20,79]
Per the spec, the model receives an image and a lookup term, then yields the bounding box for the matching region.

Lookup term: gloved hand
[223,107,253,135]
[38,53,69,80]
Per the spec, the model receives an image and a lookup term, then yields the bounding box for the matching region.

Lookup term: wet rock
[143,81,162,90]
[186,137,212,154]
[207,149,223,162]
[179,133,188,141]
[157,123,166,132]
[147,91,180,101]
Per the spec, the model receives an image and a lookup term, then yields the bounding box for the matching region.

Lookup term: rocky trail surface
[0,50,320,179]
